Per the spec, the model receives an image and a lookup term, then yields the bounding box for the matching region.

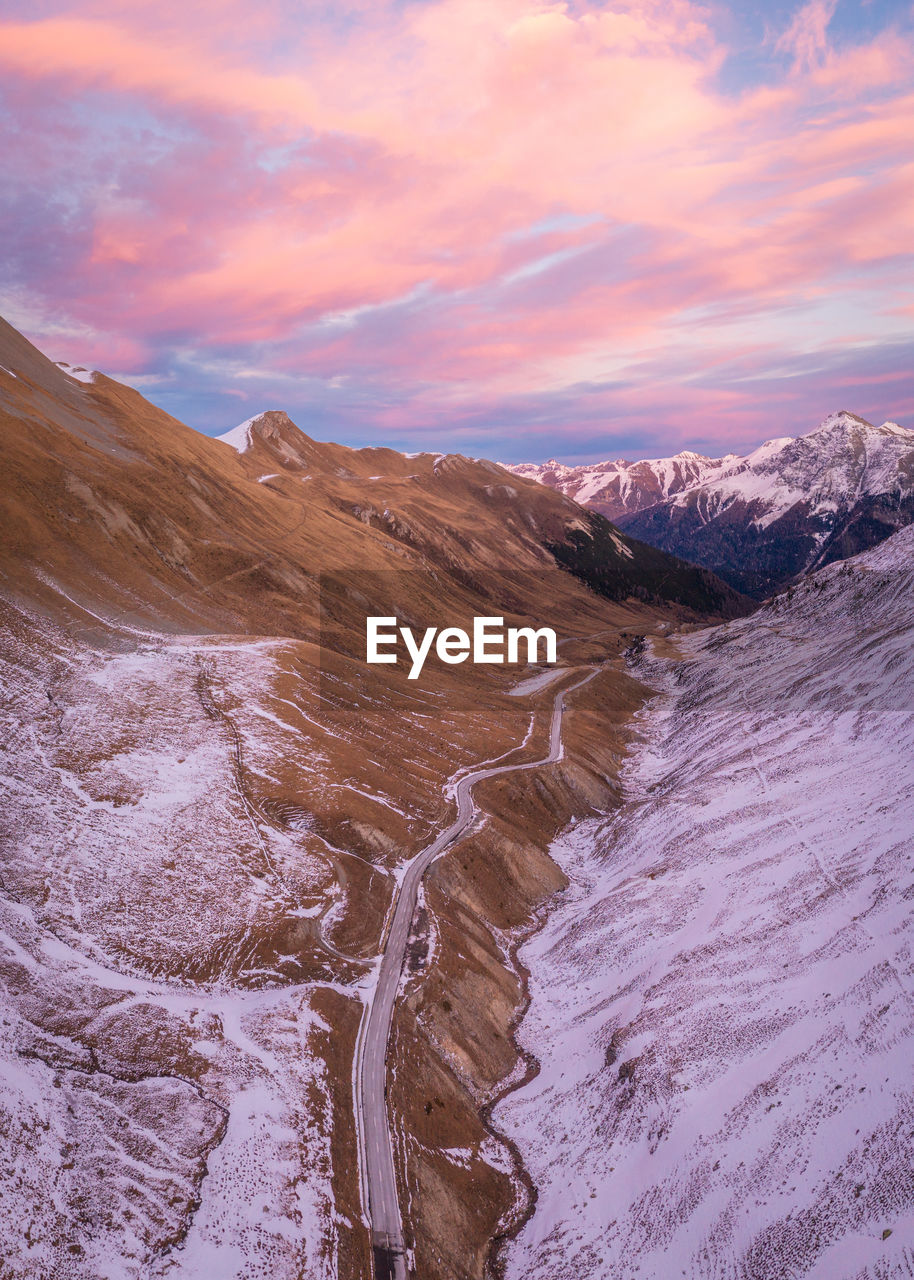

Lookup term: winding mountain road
[355,666,599,1280]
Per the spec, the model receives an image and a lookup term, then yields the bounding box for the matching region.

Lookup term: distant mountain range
[505,412,914,597]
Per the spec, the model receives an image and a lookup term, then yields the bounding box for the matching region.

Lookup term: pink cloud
[775,0,837,73]
[0,0,911,450]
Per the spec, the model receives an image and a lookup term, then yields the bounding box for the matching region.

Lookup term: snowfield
[497,524,914,1280]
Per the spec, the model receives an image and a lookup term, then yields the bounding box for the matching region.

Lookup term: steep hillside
[506,412,914,597]
[497,524,914,1279]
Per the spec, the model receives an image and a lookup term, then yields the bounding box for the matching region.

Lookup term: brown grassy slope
[1,313,748,646]
[0,319,597,637]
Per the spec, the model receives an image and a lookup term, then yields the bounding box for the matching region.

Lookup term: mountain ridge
[504,411,914,597]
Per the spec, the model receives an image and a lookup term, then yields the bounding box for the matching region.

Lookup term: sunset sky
[2,0,912,461]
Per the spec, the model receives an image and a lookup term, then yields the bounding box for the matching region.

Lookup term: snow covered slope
[216,413,265,452]
[497,524,914,1279]
[505,413,914,597]
[0,618,340,1279]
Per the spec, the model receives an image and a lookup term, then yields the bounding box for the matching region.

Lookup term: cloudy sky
[2,0,912,460]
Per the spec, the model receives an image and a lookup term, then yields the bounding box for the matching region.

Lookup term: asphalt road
[355,666,599,1279]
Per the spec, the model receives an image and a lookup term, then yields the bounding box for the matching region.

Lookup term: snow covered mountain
[505,412,914,597]
[506,448,736,522]
[497,522,914,1279]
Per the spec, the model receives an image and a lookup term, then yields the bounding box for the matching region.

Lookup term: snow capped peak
[216,413,269,452]
[802,410,913,444]
[742,436,793,467]
[217,409,311,455]
[813,409,871,432]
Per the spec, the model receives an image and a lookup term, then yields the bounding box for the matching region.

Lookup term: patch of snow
[55,361,96,384]
[151,1064,334,1279]
[0,619,343,1277]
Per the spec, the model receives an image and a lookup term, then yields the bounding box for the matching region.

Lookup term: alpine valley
[1,312,912,1280]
